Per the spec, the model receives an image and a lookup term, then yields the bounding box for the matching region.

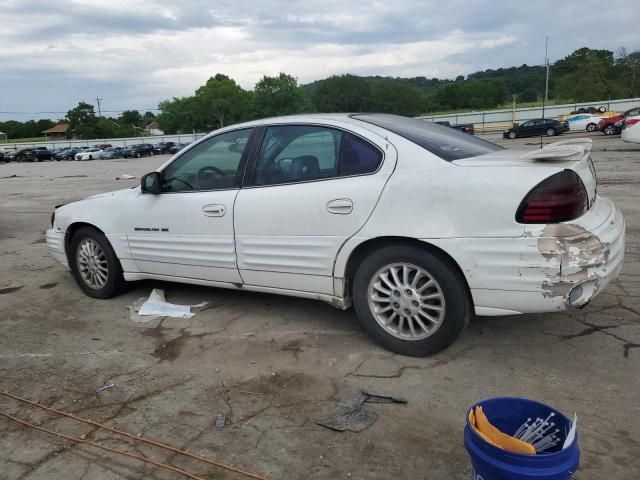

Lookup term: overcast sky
[1,0,638,121]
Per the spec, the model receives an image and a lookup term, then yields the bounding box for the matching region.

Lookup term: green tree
[254,73,307,117]
[142,111,156,125]
[157,96,199,134]
[553,48,614,78]
[194,74,252,129]
[119,110,143,127]
[370,80,424,116]
[518,87,538,103]
[312,74,373,112]
[66,101,99,139]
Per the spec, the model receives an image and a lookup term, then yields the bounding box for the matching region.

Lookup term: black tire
[352,245,472,357]
[577,108,586,114]
[508,131,517,139]
[604,124,615,135]
[136,152,141,158]
[546,128,556,136]
[586,123,597,132]
[88,155,93,160]
[69,227,125,299]
[599,106,606,113]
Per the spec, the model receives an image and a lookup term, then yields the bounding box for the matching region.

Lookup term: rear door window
[253,125,382,186]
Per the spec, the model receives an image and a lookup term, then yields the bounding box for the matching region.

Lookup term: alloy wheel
[76,238,109,289]
[367,263,446,341]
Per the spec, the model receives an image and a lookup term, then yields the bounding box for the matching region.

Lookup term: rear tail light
[626,118,640,127]
[516,170,588,224]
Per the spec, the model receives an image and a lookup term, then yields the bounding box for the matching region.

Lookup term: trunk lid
[452,138,597,207]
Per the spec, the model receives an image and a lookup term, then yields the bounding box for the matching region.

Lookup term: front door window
[161,129,252,192]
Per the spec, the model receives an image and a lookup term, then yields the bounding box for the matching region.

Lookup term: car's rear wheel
[149,150,154,156]
[352,245,471,357]
[136,152,141,158]
[508,131,517,139]
[69,227,125,299]
[603,125,615,135]
[546,128,556,136]
[586,123,597,132]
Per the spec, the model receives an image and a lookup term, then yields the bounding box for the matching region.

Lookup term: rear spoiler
[522,138,592,162]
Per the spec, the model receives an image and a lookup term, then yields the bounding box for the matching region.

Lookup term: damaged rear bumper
[46,229,69,270]
[427,195,625,316]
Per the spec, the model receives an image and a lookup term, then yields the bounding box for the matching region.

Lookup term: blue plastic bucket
[464,397,579,480]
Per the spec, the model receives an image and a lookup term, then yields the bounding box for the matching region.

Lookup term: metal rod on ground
[1,391,268,480]
[0,410,205,480]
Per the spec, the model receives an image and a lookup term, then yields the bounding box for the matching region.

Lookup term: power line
[0,108,161,115]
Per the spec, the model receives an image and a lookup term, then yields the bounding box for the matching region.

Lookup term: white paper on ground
[562,413,577,449]
[137,289,209,319]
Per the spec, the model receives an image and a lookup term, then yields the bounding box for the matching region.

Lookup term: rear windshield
[353,114,503,161]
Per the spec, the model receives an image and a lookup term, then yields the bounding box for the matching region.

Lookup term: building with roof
[42,123,72,141]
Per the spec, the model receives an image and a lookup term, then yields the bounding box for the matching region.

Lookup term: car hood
[83,187,139,201]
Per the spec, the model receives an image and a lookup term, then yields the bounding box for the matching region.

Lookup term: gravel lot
[1,133,639,480]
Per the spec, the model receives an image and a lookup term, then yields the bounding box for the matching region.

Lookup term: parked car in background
[46,114,624,357]
[30,148,55,161]
[123,144,154,158]
[621,115,640,144]
[75,148,102,161]
[55,147,82,161]
[154,142,176,154]
[503,118,569,139]
[168,143,189,154]
[14,148,38,161]
[99,147,124,159]
[435,121,475,134]
[598,107,640,135]
[564,114,602,132]
[94,144,112,150]
[2,151,16,162]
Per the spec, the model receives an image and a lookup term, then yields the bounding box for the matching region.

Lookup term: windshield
[353,114,503,161]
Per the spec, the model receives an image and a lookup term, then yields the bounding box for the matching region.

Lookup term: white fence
[1,132,208,152]
[417,97,640,132]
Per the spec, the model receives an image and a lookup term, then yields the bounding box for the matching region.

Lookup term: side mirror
[141,172,161,194]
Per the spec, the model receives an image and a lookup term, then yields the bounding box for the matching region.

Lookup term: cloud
[0,0,638,120]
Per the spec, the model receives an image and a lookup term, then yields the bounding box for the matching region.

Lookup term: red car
[598,106,640,135]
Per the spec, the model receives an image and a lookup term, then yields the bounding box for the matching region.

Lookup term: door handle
[326,198,353,215]
[202,204,226,217]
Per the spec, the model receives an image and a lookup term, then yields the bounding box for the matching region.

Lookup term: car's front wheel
[546,128,556,136]
[586,123,597,132]
[352,245,471,357]
[508,131,517,139]
[603,124,615,135]
[69,227,125,299]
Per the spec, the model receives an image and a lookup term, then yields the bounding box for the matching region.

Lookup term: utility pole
[542,36,549,119]
[95,97,103,117]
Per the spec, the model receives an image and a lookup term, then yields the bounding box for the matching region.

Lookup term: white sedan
[564,113,602,132]
[46,114,625,356]
[621,115,640,144]
[75,148,103,161]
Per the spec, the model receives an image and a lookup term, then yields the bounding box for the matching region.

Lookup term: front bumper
[46,229,69,270]
[428,196,625,316]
